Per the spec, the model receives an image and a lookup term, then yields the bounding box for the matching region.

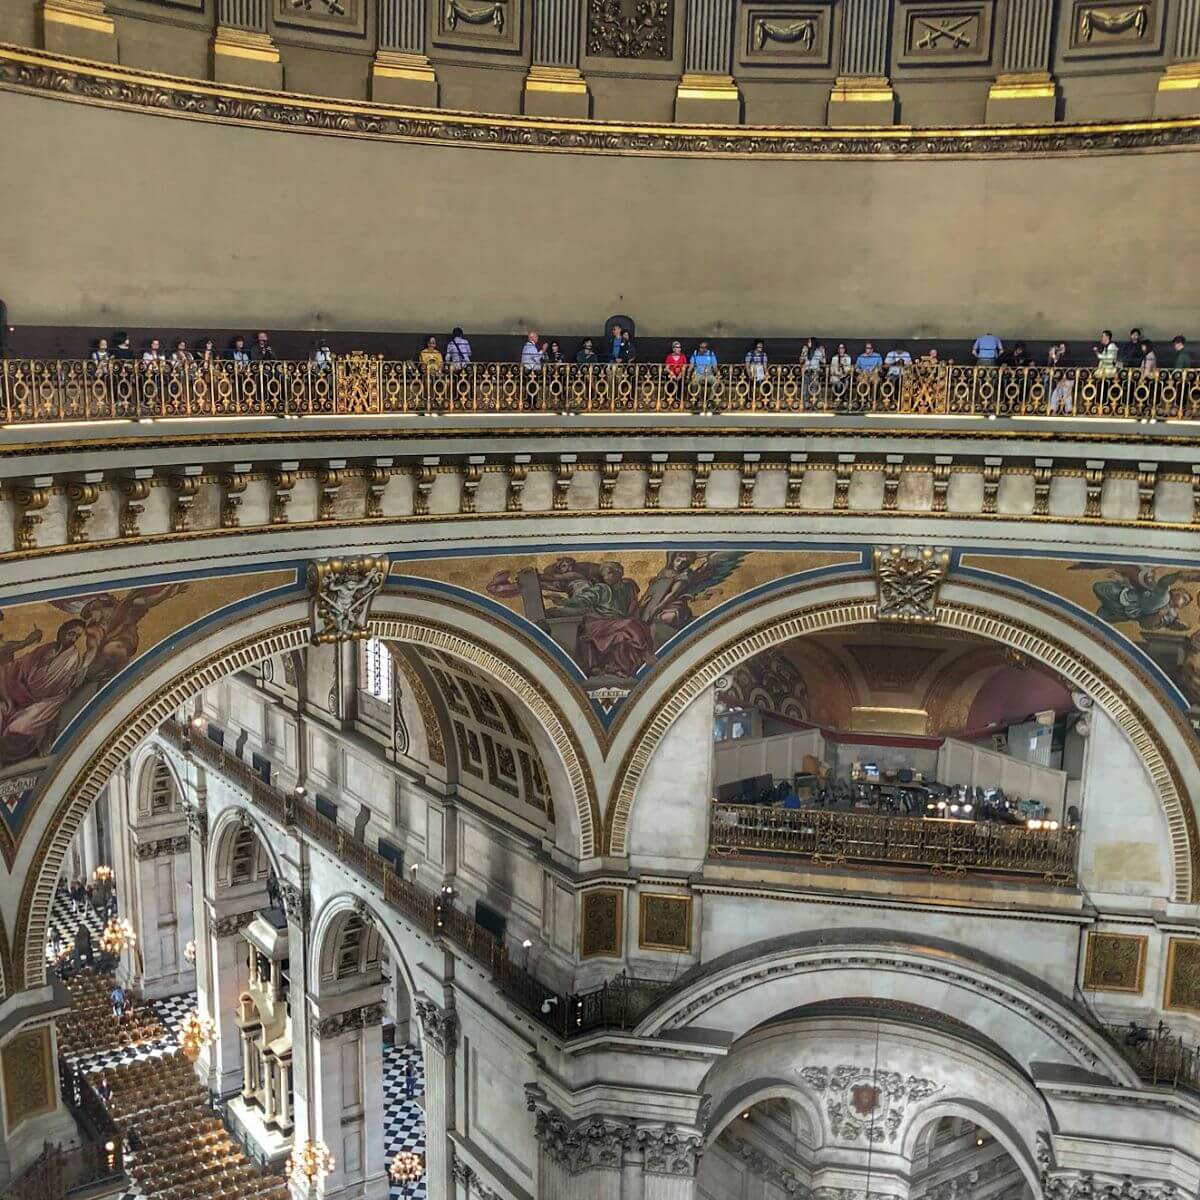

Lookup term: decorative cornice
[3,44,1200,159]
[415,997,458,1054]
[313,1001,385,1038]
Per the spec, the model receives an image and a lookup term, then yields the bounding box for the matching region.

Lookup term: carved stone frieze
[451,1157,503,1200]
[415,997,458,1053]
[637,1123,703,1176]
[313,1001,385,1038]
[276,880,311,930]
[1044,1173,1179,1200]
[873,545,950,622]
[587,0,672,58]
[528,1102,631,1173]
[211,910,257,938]
[799,1064,941,1143]
[133,834,190,860]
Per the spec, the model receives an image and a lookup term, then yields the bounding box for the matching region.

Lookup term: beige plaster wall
[1,87,1198,338]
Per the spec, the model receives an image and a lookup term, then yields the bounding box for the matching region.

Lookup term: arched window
[148,758,175,814]
[229,824,266,885]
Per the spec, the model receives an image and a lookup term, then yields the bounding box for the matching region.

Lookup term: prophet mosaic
[959,554,1200,713]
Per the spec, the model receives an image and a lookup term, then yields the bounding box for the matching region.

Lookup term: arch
[704,1079,824,1151]
[17,593,600,989]
[310,893,419,1011]
[132,746,185,820]
[207,807,284,898]
[607,581,1199,902]
[636,931,1137,1086]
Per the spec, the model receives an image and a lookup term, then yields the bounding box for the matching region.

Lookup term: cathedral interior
[0,0,1199,1195]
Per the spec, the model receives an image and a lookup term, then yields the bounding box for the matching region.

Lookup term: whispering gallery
[1,0,1200,1197]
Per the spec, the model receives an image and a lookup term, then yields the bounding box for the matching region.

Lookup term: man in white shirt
[521,332,544,369]
[884,346,912,377]
[142,339,165,367]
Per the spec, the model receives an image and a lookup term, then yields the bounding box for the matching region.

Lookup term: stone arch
[704,1079,824,1150]
[207,807,284,898]
[17,594,599,989]
[607,581,1199,902]
[310,892,419,1007]
[637,932,1137,1086]
[130,744,185,821]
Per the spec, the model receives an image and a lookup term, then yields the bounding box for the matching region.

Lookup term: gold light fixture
[99,917,135,956]
[389,1151,424,1191]
[287,1139,334,1188]
[179,1010,217,1061]
[93,865,114,885]
[183,940,197,964]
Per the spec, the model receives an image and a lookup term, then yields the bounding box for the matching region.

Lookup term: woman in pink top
[665,340,687,378]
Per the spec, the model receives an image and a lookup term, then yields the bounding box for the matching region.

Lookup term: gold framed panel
[580,887,624,959]
[638,892,693,952]
[1164,937,1200,1013]
[1,1026,55,1133]
[1082,931,1147,994]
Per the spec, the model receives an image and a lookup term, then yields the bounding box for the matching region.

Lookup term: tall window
[358,638,392,703]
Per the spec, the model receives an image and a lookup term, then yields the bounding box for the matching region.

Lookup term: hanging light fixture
[92,865,114,885]
[287,1139,335,1188]
[99,917,136,957]
[183,940,197,964]
[389,1150,424,1193]
[179,1010,217,1061]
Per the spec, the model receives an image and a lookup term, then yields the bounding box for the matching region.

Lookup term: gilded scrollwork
[587,0,673,59]
[873,546,950,622]
[308,557,388,645]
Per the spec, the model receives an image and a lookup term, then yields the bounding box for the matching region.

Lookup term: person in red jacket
[664,340,687,378]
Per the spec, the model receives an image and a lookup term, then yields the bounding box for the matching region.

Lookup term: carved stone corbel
[308,556,388,644]
[599,454,621,510]
[1033,457,1053,516]
[981,456,1002,515]
[873,545,950,622]
[882,455,902,511]
[414,997,458,1054]
[1084,460,1105,519]
[66,474,102,543]
[1137,461,1158,522]
[169,466,203,533]
[270,462,298,525]
[554,455,576,511]
[787,454,807,508]
[646,453,667,509]
[318,460,346,521]
[738,454,759,509]
[1192,466,1200,527]
[219,463,250,528]
[834,454,854,510]
[691,453,713,509]
[506,455,530,512]
[461,456,485,513]
[12,476,52,551]
[276,879,311,930]
[366,458,393,518]
[932,455,953,513]
[414,457,438,516]
[119,469,153,537]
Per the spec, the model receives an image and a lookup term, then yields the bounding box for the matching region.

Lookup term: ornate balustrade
[709,802,1079,883]
[160,719,667,1037]
[3,359,1199,423]
[1102,1022,1200,1095]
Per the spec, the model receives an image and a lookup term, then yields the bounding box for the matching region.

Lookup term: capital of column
[415,997,458,1054]
[276,880,311,931]
[185,805,208,843]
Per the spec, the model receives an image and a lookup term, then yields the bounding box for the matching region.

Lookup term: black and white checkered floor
[51,891,428,1199]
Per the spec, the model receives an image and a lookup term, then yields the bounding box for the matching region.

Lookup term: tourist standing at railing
[544,340,563,365]
[1047,342,1074,415]
[884,345,911,377]
[171,340,195,373]
[665,340,687,378]
[446,326,472,367]
[199,337,217,367]
[617,329,636,364]
[1119,327,1144,369]
[575,337,598,366]
[829,343,852,399]
[1140,340,1158,378]
[745,340,768,383]
[312,338,333,370]
[971,330,1003,365]
[91,338,110,373]
[608,323,623,363]
[0,297,9,359]
[1093,329,1119,378]
[690,340,718,377]
[855,342,883,375]
[253,331,277,361]
[521,331,544,369]
[1173,335,1191,369]
[419,335,443,374]
[1007,341,1030,368]
[113,333,134,361]
[142,338,166,368]
[228,335,250,365]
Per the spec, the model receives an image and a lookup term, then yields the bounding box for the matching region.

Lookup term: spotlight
[409,864,419,876]
[294,785,306,797]
[963,803,973,814]
[976,1136,985,1147]
[540,996,559,1014]
[1047,820,1059,831]
[521,939,533,950]
[936,800,947,811]
[190,716,205,729]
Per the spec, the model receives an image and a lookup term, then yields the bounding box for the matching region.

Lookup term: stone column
[675,0,742,123]
[1157,0,1200,113]
[986,0,1057,122]
[213,0,283,91]
[373,0,438,104]
[208,916,252,1096]
[416,996,457,1200]
[828,0,895,125]
[524,0,590,117]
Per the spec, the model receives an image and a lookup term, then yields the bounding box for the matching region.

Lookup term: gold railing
[2,359,1199,423]
[709,803,1078,883]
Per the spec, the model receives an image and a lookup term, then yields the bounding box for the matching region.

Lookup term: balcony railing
[160,719,668,1038]
[709,803,1078,883]
[1102,1022,1200,1095]
[3,358,1198,424]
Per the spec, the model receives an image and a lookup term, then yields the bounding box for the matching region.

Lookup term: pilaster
[39,0,116,63]
[525,0,589,116]
[828,0,894,124]
[416,996,458,1200]
[987,0,1057,122]
[675,0,742,121]
[373,0,438,104]
[213,0,282,90]
[1156,0,1200,114]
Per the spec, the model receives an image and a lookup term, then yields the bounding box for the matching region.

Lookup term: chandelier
[92,865,114,885]
[389,1151,424,1191]
[183,940,197,964]
[287,1139,334,1188]
[178,1010,217,1061]
[99,918,135,956]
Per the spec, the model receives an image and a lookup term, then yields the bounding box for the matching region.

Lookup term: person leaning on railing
[446,326,472,367]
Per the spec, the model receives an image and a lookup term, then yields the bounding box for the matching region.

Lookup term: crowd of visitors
[73,322,1191,384]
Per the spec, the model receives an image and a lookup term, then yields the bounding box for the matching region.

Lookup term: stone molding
[798,1063,942,1143]
[133,833,190,860]
[451,1157,503,1199]
[211,910,257,938]
[414,996,458,1053]
[3,45,1200,159]
[313,1001,385,1039]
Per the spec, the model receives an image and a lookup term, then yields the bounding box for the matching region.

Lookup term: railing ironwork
[1102,1022,1200,1095]
[161,720,667,1038]
[709,802,1078,883]
[2,359,1198,423]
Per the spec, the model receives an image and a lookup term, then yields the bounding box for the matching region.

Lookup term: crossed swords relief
[915,14,973,48]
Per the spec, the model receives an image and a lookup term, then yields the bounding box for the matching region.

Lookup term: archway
[15,593,601,990]
[606,576,1200,902]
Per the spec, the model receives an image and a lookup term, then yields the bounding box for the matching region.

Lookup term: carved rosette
[415,997,458,1054]
[313,1001,386,1038]
[276,880,311,930]
[799,1064,941,1143]
[308,555,389,645]
[873,545,950,622]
